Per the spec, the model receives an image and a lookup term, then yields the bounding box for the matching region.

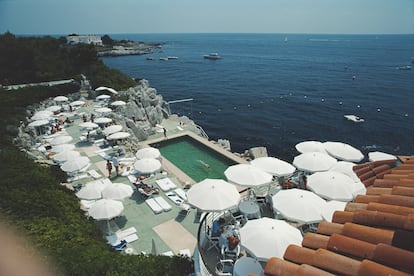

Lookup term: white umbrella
[295,141,327,154]
[69,100,85,106]
[329,161,359,182]
[250,157,296,177]
[95,107,112,114]
[136,147,161,160]
[95,94,111,100]
[186,179,241,212]
[102,125,123,136]
[50,135,73,145]
[368,151,397,162]
[239,218,303,261]
[28,119,49,127]
[321,200,347,222]
[307,171,355,202]
[323,141,364,162]
[94,117,113,124]
[88,199,124,220]
[110,100,126,106]
[101,183,134,200]
[53,96,68,102]
[133,158,161,174]
[224,164,273,187]
[75,180,106,200]
[60,156,90,173]
[107,131,130,140]
[53,150,80,163]
[272,189,326,224]
[31,110,53,121]
[45,105,62,112]
[50,144,75,153]
[79,122,99,129]
[96,86,118,95]
[293,151,337,173]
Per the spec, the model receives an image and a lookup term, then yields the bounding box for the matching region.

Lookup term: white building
[66,35,103,46]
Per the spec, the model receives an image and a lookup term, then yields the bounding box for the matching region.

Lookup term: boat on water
[397,65,412,70]
[344,114,365,123]
[159,57,169,61]
[146,57,154,60]
[167,56,178,60]
[203,53,221,60]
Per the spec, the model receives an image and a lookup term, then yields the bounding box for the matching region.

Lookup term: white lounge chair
[153,196,172,212]
[174,188,187,201]
[145,198,163,214]
[156,178,177,192]
[165,192,184,206]
[88,169,102,179]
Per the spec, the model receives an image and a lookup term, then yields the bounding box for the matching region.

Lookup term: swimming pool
[151,135,237,182]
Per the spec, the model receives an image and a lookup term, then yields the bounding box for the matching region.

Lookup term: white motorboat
[203,53,221,60]
[397,65,412,70]
[344,115,364,123]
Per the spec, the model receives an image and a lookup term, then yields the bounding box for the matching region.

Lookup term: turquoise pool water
[151,136,237,182]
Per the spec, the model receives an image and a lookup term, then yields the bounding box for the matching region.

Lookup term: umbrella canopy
[102,183,134,200]
[28,119,49,127]
[329,161,360,182]
[69,100,85,106]
[136,147,161,160]
[53,150,80,163]
[323,141,364,162]
[272,189,326,224]
[95,94,111,100]
[50,135,73,145]
[94,117,113,124]
[31,110,53,121]
[250,157,296,177]
[88,199,124,220]
[53,96,68,102]
[307,171,355,201]
[133,158,161,174]
[224,164,273,187]
[95,107,112,114]
[60,156,90,173]
[45,105,62,112]
[295,141,327,154]
[293,152,337,173]
[239,218,303,261]
[321,200,347,222]
[75,180,106,200]
[110,100,126,106]
[368,151,397,162]
[50,143,75,153]
[96,86,118,95]
[186,179,241,212]
[79,122,99,129]
[102,125,123,136]
[108,131,131,140]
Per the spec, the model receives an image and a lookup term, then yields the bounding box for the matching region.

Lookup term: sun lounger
[145,198,163,214]
[162,251,174,256]
[106,227,138,245]
[101,178,112,186]
[88,169,102,179]
[112,240,127,251]
[67,173,89,183]
[156,177,177,192]
[127,174,137,184]
[174,188,187,201]
[153,196,172,212]
[97,151,112,160]
[166,192,184,206]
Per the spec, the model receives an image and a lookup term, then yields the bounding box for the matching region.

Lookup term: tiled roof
[256,156,414,276]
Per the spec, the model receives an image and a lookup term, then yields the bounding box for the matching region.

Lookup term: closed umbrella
[368,151,397,162]
[95,94,111,100]
[79,122,99,129]
[295,141,327,154]
[293,152,337,173]
[28,119,49,127]
[136,147,161,160]
[110,100,126,106]
[101,183,133,200]
[50,135,73,145]
[272,189,326,224]
[307,171,355,201]
[53,150,80,163]
[102,125,123,136]
[96,87,118,95]
[323,141,364,162]
[60,156,90,173]
[239,218,303,261]
[94,117,113,124]
[133,158,161,174]
[69,100,85,106]
[95,107,112,114]
[31,110,53,121]
[53,96,68,102]
[250,157,296,177]
[76,180,106,200]
[50,143,75,153]
[186,179,241,212]
[45,105,62,113]
[107,131,130,140]
[224,164,273,187]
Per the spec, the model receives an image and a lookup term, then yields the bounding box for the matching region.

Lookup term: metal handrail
[195,124,209,140]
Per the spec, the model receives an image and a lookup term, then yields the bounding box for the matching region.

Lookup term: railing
[195,124,209,140]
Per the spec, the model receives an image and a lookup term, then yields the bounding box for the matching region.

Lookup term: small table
[239,200,261,219]
[233,257,264,276]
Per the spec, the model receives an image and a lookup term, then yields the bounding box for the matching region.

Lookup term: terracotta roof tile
[356,260,410,276]
[263,257,300,276]
[392,186,414,197]
[379,194,414,208]
[372,243,414,273]
[326,234,375,260]
[344,202,368,212]
[354,194,380,203]
[372,178,399,188]
[365,186,392,195]
[341,222,394,245]
[295,264,336,276]
[302,233,329,249]
[366,202,414,216]
[311,248,361,275]
[283,245,315,265]
[316,221,344,235]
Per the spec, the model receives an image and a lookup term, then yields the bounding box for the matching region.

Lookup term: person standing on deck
[163,127,167,139]
[112,155,120,176]
[106,160,113,177]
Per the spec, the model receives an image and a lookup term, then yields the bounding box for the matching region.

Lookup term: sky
[1,0,414,35]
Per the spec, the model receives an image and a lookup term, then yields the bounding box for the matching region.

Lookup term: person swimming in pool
[198,160,210,169]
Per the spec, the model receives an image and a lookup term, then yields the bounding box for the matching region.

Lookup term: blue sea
[102,33,414,162]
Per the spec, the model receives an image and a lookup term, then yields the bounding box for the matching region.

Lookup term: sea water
[102,33,414,162]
